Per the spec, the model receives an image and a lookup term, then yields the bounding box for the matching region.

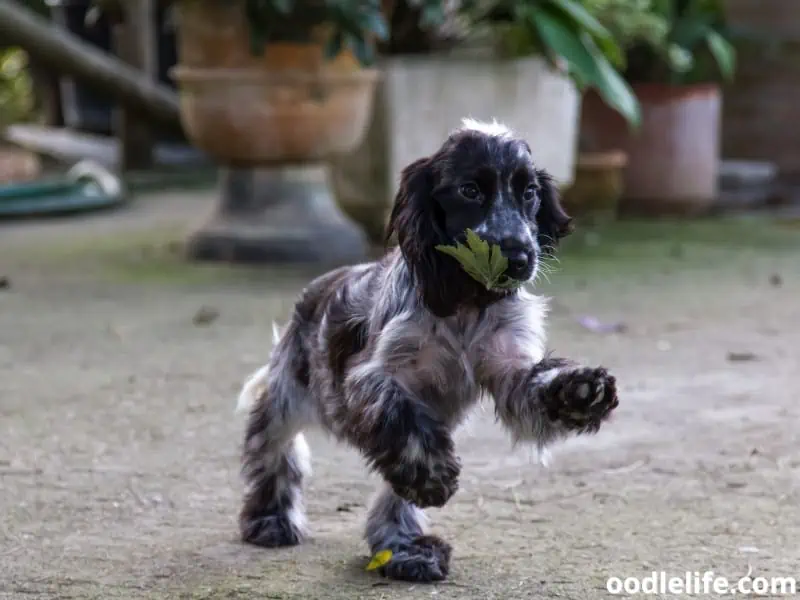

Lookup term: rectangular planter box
[330,54,580,243]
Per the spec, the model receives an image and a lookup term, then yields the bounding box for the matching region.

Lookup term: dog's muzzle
[503,246,536,281]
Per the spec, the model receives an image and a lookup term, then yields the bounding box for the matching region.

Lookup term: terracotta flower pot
[169,0,380,265]
[561,150,628,223]
[581,84,721,216]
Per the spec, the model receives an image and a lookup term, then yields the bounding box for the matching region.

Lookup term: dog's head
[385,118,573,317]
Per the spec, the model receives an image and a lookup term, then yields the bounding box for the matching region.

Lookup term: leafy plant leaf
[348,35,374,66]
[550,0,624,67]
[705,29,736,81]
[589,37,642,128]
[365,11,389,41]
[531,7,600,81]
[531,7,640,127]
[324,31,344,60]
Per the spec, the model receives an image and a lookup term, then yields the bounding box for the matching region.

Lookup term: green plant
[91,0,393,66]
[0,48,34,128]
[379,0,464,55]
[242,0,389,64]
[583,0,672,55]
[458,0,641,128]
[590,0,736,84]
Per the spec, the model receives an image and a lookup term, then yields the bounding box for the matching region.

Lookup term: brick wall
[722,0,800,174]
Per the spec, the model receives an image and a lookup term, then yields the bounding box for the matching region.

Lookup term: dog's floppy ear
[535,169,574,255]
[385,156,461,316]
[385,156,434,250]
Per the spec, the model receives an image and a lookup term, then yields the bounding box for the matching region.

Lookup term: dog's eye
[522,184,538,202]
[459,183,480,201]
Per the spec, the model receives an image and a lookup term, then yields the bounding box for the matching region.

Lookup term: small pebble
[192,306,219,326]
[0,276,10,289]
[726,351,758,363]
[769,273,783,287]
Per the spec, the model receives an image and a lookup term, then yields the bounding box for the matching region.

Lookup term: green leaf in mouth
[435,229,526,291]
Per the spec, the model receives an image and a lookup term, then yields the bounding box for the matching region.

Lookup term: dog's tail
[235,322,283,415]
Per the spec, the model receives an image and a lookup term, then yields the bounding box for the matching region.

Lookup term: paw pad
[547,367,618,432]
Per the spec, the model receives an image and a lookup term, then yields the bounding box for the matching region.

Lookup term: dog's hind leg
[237,322,314,548]
[365,483,452,582]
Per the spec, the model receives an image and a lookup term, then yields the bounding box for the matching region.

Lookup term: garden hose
[0,159,125,217]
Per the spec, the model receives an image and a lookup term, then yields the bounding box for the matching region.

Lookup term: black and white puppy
[236,118,619,582]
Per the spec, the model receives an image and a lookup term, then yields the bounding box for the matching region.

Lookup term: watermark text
[606,571,797,596]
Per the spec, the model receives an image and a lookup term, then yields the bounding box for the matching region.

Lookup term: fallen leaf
[192,306,219,326]
[365,549,393,571]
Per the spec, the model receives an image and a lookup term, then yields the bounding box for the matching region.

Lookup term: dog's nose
[504,249,531,277]
[498,236,534,279]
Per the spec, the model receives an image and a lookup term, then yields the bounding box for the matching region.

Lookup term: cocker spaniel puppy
[236,118,619,583]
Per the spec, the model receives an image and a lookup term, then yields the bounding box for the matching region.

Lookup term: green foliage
[435,229,525,291]
[240,0,389,65]
[91,0,393,66]
[582,0,672,55]
[586,0,736,84]
[0,49,34,128]
[460,0,641,128]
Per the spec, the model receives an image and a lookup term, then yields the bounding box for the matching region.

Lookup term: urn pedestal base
[186,164,369,266]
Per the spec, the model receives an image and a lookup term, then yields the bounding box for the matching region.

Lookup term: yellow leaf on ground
[365,549,393,571]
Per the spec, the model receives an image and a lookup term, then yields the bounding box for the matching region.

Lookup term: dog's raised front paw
[387,454,461,508]
[544,367,618,433]
[377,535,452,582]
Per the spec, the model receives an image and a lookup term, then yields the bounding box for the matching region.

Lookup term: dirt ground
[1,189,799,599]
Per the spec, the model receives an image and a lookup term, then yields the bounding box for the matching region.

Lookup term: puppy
[236,118,619,582]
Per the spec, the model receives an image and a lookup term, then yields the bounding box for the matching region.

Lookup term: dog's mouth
[492,259,537,291]
[435,229,538,292]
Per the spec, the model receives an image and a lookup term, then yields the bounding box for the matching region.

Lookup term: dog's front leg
[342,368,460,509]
[487,356,619,447]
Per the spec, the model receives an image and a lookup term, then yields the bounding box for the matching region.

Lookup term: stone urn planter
[581,84,722,216]
[170,1,380,265]
[330,53,581,244]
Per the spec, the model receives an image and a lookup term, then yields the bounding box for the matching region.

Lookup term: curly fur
[236,119,619,582]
